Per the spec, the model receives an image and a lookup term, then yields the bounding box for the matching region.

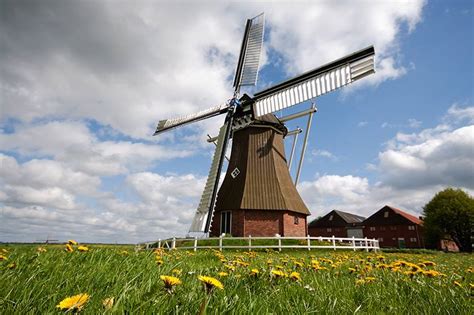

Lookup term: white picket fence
[138,235,379,252]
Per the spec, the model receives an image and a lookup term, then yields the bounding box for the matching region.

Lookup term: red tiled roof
[386,206,423,225]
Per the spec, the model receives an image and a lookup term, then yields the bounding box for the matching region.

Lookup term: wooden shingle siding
[215,123,309,214]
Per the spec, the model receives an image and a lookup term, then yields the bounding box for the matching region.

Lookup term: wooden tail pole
[295,102,317,185]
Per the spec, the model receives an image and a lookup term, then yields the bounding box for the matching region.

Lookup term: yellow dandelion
[68,240,78,245]
[56,293,90,311]
[469,283,474,289]
[78,246,89,252]
[1,249,8,254]
[102,297,114,310]
[218,271,228,277]
[156,258,164,266]
[7,262,17,269]
[466,267,473,273]
[422,261,436,267]
[355,279,365,285]
[198,275,224,292]
[294,261,304,268]
[348,267,356,274]
[250,269,259,276]
[37,247,47,253]
[0,254,7,261]
[160,275,182,291]
[275,265,285,270]
[224,265,236,272]
[453,281,462,287]
[271,269,287,278]
[172,269,182,275]
[65,244,74,253]
[120,250,129,255]
[365,277,376,283]
[289,272,301,281]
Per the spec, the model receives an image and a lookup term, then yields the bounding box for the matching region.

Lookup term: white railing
[138,235,379,252]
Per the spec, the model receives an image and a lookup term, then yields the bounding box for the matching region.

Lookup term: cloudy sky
[1,0,473,243]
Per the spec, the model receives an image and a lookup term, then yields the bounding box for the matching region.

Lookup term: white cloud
[300,106,474,220]
[0,121,193,176]
[358,121,368,127]
[1,1,426,138]
[312,149,337,160]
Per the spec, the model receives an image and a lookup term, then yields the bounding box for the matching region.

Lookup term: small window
[380,226,386,231]
[231,168,240,178]
[335,228,340,232]
[384,211,389,218]
[410,237,417,242]
[390,226,397,230]
[378,238,384,242]
[369,226,376,231]
[294,216,299,225]
[408,225,415,230]
[327,228,332,232]
[329,215,333,221]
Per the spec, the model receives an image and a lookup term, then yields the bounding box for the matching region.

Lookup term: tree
[423,188,474,252]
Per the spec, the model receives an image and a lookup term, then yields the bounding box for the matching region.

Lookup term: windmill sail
[233,13,265,91]
[253,46,375,117]
[154,103,229,135]
[189,119,232,232]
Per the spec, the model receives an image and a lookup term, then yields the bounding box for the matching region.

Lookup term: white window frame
[408,225,415,230]
[384,211,389,218]
[294,216,299,225]
[369,226,376,231]
[326,228,332,232]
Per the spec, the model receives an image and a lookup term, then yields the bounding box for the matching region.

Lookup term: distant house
[363,205,424,248]
[308,210,366,238]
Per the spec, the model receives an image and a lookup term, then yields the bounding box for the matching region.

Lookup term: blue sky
[1,0,472,243]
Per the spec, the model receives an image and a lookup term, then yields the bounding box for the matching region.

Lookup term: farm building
[308,210,366,238]
[209,115,310,237]
[363,205,424,248]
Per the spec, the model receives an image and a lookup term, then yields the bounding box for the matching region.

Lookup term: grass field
[1,244,473,314]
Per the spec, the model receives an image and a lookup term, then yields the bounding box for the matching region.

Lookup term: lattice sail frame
[253,47,375,117]
[189,121,231,232]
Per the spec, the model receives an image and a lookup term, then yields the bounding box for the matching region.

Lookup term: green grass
[1,244,473,314]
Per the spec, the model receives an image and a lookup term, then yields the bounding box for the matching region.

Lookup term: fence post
[145,243,149,250]
[332,235,336,250]
[364,237,368,252]
[158,239,161,249]
[352,236,356,251]
[375,239,379,252]
[307,235,311,251]
[194,236,198,252]
[172,237,176,250]
[277,234,282,252]
[248,235,252,251]
[219,234,224,251]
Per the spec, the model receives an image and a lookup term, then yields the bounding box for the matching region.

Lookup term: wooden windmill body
[210,115,310,237]
[152,13,375,237]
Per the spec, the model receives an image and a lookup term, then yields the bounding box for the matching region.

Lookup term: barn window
[378,238,384,242]
[408,225,415,230]
[294,216,299,225]
[380,226,386,231]
[410,237,417,242]
[384,211,389,218]
[369,226,376,231]
[220,211,232,235]
[390,226,397,230]
[329,215,333,221]
[327,228,332,232]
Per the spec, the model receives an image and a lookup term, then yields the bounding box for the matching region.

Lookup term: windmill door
[220,211,232,235]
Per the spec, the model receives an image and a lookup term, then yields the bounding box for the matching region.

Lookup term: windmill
[153,13,375,236]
